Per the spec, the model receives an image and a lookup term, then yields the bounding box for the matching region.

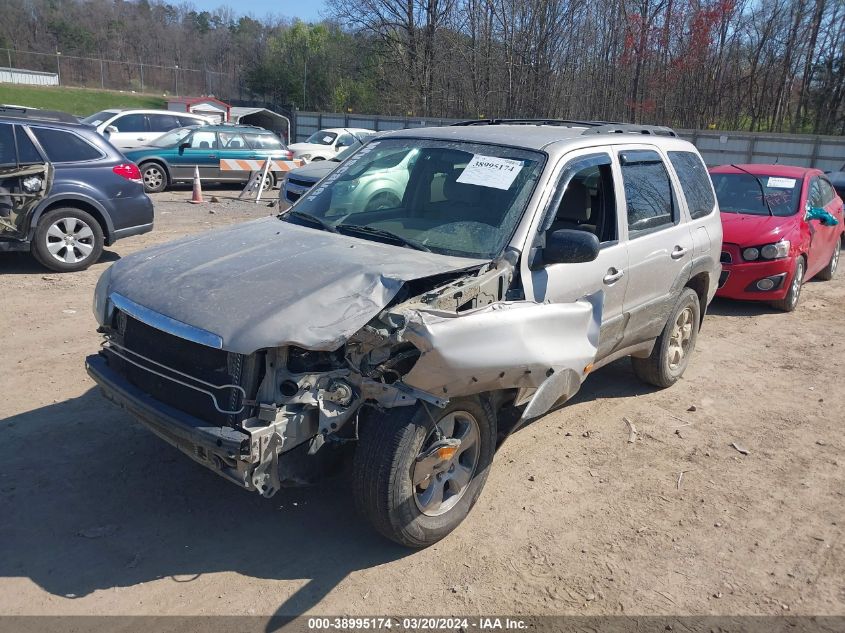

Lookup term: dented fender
[399,292,603,418]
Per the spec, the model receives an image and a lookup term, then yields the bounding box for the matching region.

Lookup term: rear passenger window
[619,150,676,236]
[31,128,102,162]
[668,151,715,219]
[0,124,15,166]
[15,126,43,164]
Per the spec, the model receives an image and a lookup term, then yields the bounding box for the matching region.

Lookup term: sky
[188,0,328,23]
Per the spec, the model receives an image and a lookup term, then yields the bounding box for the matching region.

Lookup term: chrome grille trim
[102,339,247,415]
[110,293,223,350]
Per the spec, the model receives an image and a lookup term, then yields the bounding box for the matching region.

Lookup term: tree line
[1,0,843,134]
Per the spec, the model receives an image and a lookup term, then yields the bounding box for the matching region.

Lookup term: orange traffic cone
[189,165,204,204]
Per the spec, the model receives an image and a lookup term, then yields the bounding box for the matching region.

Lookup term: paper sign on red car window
[767,177,796,189]
[457,155,524,190]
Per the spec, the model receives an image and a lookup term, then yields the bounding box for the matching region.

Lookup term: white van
[81,109,211,150]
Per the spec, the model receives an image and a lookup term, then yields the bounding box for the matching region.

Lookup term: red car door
[804,176,837,276]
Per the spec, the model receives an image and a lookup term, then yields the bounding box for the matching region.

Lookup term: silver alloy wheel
[789,260,804,308]
[44,216,95,264]
[413,411,481,517]
[830,242,840,275]
[143,166,164,190]
[667,305,695,370]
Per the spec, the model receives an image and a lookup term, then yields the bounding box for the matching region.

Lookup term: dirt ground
[1,185,843,620]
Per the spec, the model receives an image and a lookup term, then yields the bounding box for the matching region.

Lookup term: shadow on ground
[0,250,120,275]
[0,360,653,623]
[0,390,407,624]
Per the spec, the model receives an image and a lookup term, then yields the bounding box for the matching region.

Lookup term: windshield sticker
[767,177,796,189]
[456,155,524,190]
[323,136,334,143]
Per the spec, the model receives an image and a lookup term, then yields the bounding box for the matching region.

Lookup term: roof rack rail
[581,123,678,137]
[0,105,79,124]
[450,118,612,127]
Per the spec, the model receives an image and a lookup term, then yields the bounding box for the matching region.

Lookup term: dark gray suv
[0,107,154,272]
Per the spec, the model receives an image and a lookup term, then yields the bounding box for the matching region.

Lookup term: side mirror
[104,125,118,135]
[543,229,600,265]
[806,206,839,226]
[179,142,190,151]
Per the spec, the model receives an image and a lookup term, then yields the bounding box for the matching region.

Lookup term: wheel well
[685,272,709,327]
[39,200,111,245]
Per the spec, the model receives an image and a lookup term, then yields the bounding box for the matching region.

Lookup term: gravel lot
[1,187,843,619]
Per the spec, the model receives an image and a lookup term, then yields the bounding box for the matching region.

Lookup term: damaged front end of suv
[86,134,605,547]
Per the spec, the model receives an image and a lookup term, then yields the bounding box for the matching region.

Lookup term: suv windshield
[284,138,545,259]
[81,110,118,126]
[712,173,801,217]
[306,130,338,145]
[150,127,195,147]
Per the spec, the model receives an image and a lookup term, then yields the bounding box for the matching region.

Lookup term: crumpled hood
[103,217,484,354]
[720,212,796,246]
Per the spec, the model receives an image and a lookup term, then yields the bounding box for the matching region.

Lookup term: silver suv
[86,120,722,547]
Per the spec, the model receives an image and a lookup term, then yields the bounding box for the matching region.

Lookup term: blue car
[0,106,153,272]
[123,124,293,193]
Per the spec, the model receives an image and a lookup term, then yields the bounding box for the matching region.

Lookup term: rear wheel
[140,163,167,193]
[352,397,496,548]
[32,208,104,272]
[815,238,840,281]
[632,288,700,388]
[771,257,804,312]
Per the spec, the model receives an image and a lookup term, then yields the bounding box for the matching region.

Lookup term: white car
[288,127,376,162]
[80,109,212,150]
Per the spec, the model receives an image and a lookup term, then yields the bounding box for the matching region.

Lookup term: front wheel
[815,238,840,281]
[771,257,804,312]
[352,397,496,548]
[632,287,700,388]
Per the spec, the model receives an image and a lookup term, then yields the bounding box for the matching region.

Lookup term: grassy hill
[0,84,166,117]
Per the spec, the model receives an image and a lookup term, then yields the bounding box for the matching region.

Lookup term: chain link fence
[1,48,236,98]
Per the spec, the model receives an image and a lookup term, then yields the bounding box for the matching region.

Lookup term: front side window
[711,173,801,216]
[819,179,836,205]
[619,150,677,235]
[112,114,147,133]
[187,131,218,149]
[668,151,715,220]
[31,128,102,162]
[81,110,117,126]
[336,133,355,148]
[287,138,545,259]
[147,113,181,132]
[545,154,617,244]
[306,130,337,145]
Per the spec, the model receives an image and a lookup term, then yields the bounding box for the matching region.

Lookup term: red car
[709,164,844,311]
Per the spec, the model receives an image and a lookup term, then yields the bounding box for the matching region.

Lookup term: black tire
[259,170,276,191]
[631,287,700,388]
[140,162,168,193]
[352,397,496,548]
[32,207,104,272]
[815,238,840,281]
[771,256,805,312]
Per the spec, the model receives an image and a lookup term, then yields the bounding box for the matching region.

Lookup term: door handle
[207,154,217,158]
[670,246,688,259]
[603,268,624,284]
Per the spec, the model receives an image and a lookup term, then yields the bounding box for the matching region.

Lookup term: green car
[123,124,293,193]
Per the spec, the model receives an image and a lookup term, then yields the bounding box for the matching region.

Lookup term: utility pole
[174,64,179,96]
[100,58,105,89]
[139,61,144,92]
[56,51,61,85]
